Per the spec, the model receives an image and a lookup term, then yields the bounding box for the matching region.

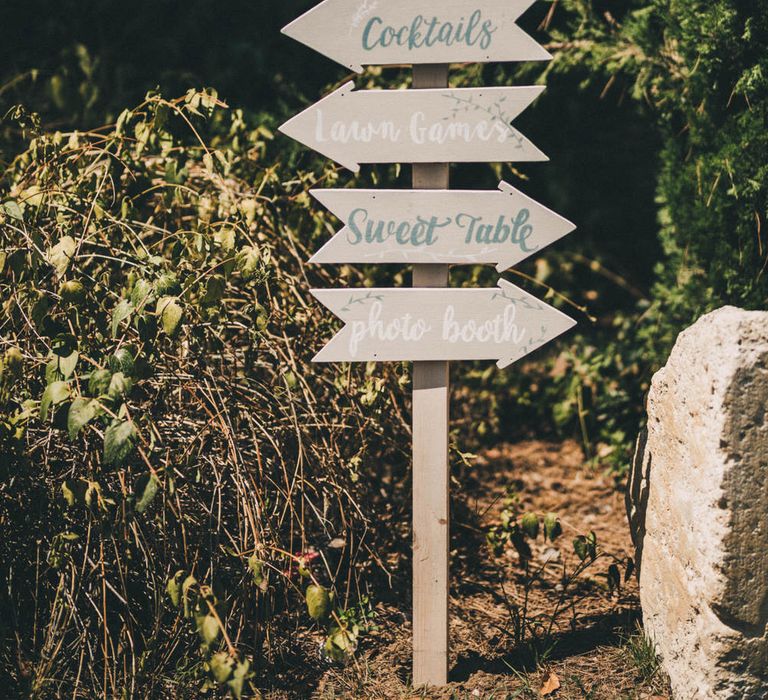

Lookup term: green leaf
[3,347,23,374]
[573,536,589,562]
[68,398,99,439]
[197,614,220,646]
[31,295,50,327]
[573,534,597,562]
[607,563,621,592]
[155,272,181,296]
[236,245,261,279]
[130,278,155,309]
[112,299,134,338]
[108,372,133,400]
[227,660,250,699]
[248,555,268,592]
[41,381,70,422]
[103,419,137,466]
[202,275,226,305]
[182,574,197,618]
[3,200,23,221]
[156,296,183,337]
[543,513,562,542]
[51,333,77,358]
[134,472,159,513]
[59,279,86,305]
[154,102,170,131]
[88,369,112,396]
[323,628,357,662]
[215,228,236,253]
[166,571,184,607]
[84,481,103,509]
[58,350,79,379]
[521,513,539,539]
[210,651,235,684]
[45,357,62,385]
[305,584,331,621]
[47,236,76,277]
[203,151,215,174]
[61,479,87,507]
[109,348,135,376]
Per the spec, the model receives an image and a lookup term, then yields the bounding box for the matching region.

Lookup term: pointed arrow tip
[282,14,363,73]
[308,245,335,265]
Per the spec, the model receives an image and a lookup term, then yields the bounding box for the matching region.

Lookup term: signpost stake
[280,4,576,685]
[412,63,451,687]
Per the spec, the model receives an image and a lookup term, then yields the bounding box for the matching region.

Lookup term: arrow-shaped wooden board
[311,279,575,367]
[282,0,551,72]
[310,181,575,271]
[279,82,547,172]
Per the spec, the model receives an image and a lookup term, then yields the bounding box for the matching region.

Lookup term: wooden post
[412,63,450,687]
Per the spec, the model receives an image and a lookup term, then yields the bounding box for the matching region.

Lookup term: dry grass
[267,441,671,699]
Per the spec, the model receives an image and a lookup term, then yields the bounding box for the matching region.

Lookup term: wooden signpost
[281,0,574,687]
[282,0,551,72]
[310,182,576,271]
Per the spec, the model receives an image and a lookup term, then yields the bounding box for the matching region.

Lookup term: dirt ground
[274,440,671,699]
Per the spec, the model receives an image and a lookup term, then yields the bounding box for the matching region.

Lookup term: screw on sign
[280,0,575,687]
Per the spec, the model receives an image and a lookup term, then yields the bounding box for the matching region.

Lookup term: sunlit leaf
[156,296,183,336]
[88,369,112,396]
[103,419,137,466]
[41,381,70,421]
[134,472,159,513]
[47,236,76,277]
[210,651,234,683]
[197,614,219,646]
[112,299,134,338]
[521,513,539,539]
[306,584,331,621]
[166,571,184,607]
[543,513,562,542]
[227,659,250,698]
[68,397,99,439]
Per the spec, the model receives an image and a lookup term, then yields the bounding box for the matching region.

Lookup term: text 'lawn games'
[280,0,576,686]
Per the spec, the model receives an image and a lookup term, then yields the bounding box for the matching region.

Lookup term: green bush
[481,0,768,470]
[2,0,766,695]
[0,90,411,697]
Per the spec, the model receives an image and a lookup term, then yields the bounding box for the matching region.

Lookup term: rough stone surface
[627,306,768,700]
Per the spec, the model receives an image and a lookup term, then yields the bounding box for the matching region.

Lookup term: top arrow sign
[282,0,551,73]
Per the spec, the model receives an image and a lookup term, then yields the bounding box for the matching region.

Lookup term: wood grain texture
[309,182,576,271]
[310,281,576,365]
[412,62,450,688]
[278,82,547,172]
[281,0,551,72]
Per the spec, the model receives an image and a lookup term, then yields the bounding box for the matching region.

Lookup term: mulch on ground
[269,440,671,699]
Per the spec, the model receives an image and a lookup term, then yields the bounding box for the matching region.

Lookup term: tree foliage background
[0,0,766,696]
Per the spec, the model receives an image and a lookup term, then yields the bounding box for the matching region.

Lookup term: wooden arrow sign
[310,181,575,271]
[278,82,547,172]
[282,0,551,73]
[311,279,575,367]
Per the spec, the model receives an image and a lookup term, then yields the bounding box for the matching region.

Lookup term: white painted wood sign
[280,1,577,687]
[310,181,575,271]
[311,279,575,366]
[278,82,546,172]
[282,0,551,72]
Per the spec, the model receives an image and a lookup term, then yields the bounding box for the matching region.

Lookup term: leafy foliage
[0,89,407,696]
[1,0,766,695]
